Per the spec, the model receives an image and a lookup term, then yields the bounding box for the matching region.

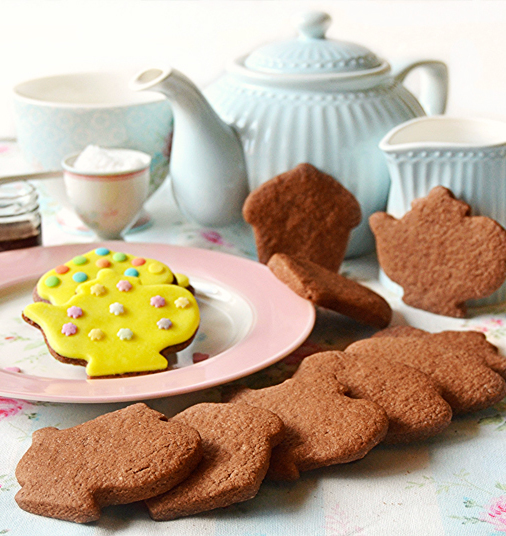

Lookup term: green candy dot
[113,252,127,262]
[45,275,60,288]
[73,255,88,266]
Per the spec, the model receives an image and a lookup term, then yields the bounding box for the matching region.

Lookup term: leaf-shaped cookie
[369,186,506,317]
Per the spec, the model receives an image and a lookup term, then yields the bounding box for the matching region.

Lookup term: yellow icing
[174,273,190,288]
[24,269,200,377]
[36,249,189,305]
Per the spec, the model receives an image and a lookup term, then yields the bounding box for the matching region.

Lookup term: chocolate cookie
[22,269,200,378]
[243,163,361,271]
[370,186,506,317]
[267,253,392,328]
[146,403,284,520]
[372,326,506,378]
[293,350,452,443]
[346,336,506,414]
[15,403,203,523]
[225,376,388,481]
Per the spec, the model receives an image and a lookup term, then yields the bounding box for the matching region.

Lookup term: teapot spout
[130,67,249,227]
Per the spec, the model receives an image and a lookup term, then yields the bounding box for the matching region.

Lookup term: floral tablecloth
[2,141,506,535]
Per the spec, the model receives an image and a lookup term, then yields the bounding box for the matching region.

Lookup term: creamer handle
[392,60,448,116]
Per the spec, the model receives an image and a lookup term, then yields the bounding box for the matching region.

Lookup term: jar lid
[243,11,382,75]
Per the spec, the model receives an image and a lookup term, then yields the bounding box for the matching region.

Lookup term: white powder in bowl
[73,145,148,173]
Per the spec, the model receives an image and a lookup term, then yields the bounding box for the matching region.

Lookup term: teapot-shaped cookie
[131,11,448,256]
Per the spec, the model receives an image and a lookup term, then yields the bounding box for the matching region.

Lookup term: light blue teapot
[131,11,448,256]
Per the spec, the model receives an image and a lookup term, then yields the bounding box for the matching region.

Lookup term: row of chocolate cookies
[17,324,506,524]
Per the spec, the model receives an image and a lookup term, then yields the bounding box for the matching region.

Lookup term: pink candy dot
[116,280,132,292]
[131,257,146,266]
[150,295,166,308]
[67,306,83,319]
[62,323,77,336]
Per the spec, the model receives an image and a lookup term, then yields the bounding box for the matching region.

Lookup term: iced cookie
[243,163,361,271]
[34,248,191,305]
[346,335,506,414]
[293,351,452,443]
[225,376,388,481]
[146,403,284,520]
[15,403,203,523]
[267,253,392,328]
[22,269,200,378]
[370,187,506,317]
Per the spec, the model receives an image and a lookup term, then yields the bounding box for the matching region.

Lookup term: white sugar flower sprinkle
[157,318,173,330]
[117,328,133,341]
[109,302,125,315]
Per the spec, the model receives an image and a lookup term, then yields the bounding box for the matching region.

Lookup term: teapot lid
[243,11,383,75]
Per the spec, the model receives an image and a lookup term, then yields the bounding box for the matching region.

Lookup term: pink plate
[0,242,315,403]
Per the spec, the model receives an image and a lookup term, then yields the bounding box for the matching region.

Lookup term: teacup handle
[392,60,448,116]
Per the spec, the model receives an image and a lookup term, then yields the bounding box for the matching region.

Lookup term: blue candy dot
[124,268,139,277]
[95,248,110,256]
[73,272,88,283]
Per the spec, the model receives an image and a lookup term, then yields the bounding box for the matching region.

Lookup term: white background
[1,0,506,139]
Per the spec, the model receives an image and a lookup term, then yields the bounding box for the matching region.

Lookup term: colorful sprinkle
[150,295,166,308]
[95,248,110,256]
[116,280,132,292]
[131,257,146,266]
[124,268,139,277]
[67,306,83,319]
[193,352,210,363]
[62,323,77,336]
[4,366,21,373]
[88,329,104,341]
[96,259,111,268]
[148,262,164,274]
[73,255,87,266]
[157,318,172,330]
[113,252,127,262]
[109,302,125,315]
[54,265,70,275]
[45,275,60,288]
[73,272,88,283]
[175,297,190,309]
[90,284,106,296]
[117,328,133,341]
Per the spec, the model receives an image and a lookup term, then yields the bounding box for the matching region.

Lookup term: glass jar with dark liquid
[0,182,42,252]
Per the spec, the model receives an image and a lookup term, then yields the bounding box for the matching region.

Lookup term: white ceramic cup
[62,149,151,240]
[379,115,506,306]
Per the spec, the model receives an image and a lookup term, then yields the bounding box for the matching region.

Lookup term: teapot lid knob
[295,11,331,39]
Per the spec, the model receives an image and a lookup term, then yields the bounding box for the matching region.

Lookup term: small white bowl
[62,149,151,240]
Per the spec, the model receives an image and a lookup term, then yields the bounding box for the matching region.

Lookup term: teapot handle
[392,60,448,116]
